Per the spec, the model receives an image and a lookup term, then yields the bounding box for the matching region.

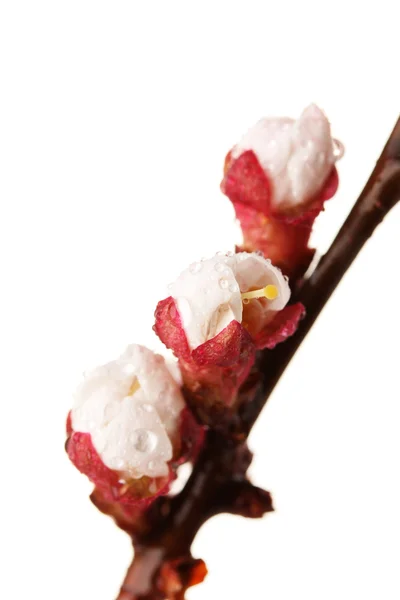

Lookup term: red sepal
[154,299,256,408]
[153,296,190,360]
[254,302,305,350]
[221,150,271,215]
[66,430,172,506]
[222,150,339,224]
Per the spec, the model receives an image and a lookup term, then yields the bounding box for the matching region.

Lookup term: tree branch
[116,117,400,599]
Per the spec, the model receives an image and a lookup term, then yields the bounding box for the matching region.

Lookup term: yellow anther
[128,378,141,396]
[241,284,279,302]
[264,284,279,300]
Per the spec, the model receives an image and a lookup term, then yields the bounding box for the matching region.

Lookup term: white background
[1,2,400,599]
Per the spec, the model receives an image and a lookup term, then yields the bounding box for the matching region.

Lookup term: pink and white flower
[221,105,343,278]
[230,104,342,215]
[67,344,199,504]
[170,251,290,347]
[154,251,304,410]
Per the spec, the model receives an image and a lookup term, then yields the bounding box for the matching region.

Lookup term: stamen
[128,378,141,396]
[241,284,279,302]
[119,482,131,495]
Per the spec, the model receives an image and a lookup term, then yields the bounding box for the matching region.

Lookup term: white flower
[71,344,185,480]
[231,104,343,211]
[170,251,290,350]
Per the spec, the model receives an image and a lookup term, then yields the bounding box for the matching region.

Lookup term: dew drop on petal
[216,251,225,256]
[333,138,345,161]
[226,250,234,257]
[219,278,229,290]
[189,262,202,274]
[229,282,239,293]
[130,429,158,453]
[243,298,250,305]
[122,363,135,375]
[214,262,224,273]
[142,403,154,412]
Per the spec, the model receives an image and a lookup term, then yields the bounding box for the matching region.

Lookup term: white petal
[288,104,335,208]
[170,254,242,350]
[170,252,291,350]
[71,344,184,479]
[232,252,290,311]
[103,399,172,479]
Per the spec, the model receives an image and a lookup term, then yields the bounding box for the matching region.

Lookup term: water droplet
[219,278,229,290]
[226,250,234,257]
[229,282,239,293]
[214,262,224,273]
[216,251,225,256]
[204,287,211,295]
[142,403,154,412]
[189,261,202,274]
[122,363,135,375]
[243,298,250,305]
[284,275,289,282]
[167,283,173,291]
[333,138,345,160]
[148,460,156,471]
[130,429,157,453]
[223,268,230,276]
